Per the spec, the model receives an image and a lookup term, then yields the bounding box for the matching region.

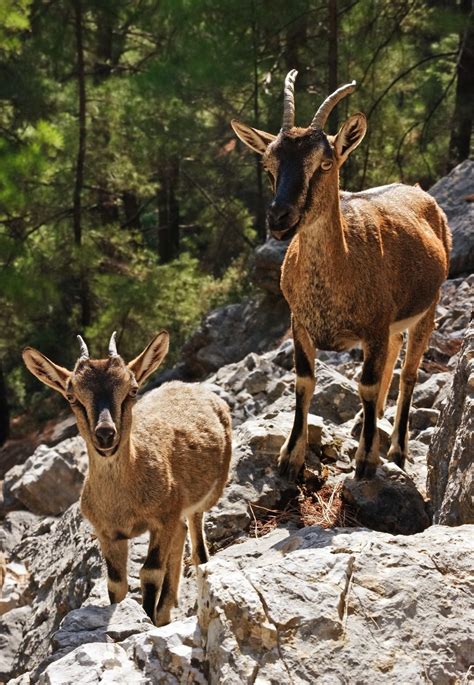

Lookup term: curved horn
[77,335,89,360]
[281,69,298,131]
[108,331,118,357]
[310,80,357,130]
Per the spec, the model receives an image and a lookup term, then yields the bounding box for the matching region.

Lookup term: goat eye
[66,393,77,404]
[321,160,333,171]
[129,387,138,398]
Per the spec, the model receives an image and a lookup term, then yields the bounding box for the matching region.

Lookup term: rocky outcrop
[179,295,290,379]
[0,260,472,683]
[3,437,87,516]
[198,524,473,684]
[427,320,474,525]
[429,159,474,277]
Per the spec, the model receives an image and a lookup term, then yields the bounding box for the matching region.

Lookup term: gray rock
[3,437,87,516]
[427,321,474,525]
[179,296,290,378]
[417,426,437,445]
[0,606,32,681]
[342,462,430,535]
[38,643,146,685]
[310,360,360,424]
[413,373,451,408]
[205,415,298,543]
[429,159,474,277]
[0,511,42,555]
[410,407,440,431]
[122,616,206,684]
[251,237,289,295]
[198,524,474,685]
[51,599,153,661]
[7,504,103,679]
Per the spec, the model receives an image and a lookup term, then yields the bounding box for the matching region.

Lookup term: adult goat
[231,71,451,480]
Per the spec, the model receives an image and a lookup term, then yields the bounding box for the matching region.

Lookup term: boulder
[179,296,290,379]
[50,598,153,662]
[427,321,474,525]
[3,437,87,516]
[251,237,289,295]
[342,462,430,535]
[198,524,473,684]
[429,159,474,277]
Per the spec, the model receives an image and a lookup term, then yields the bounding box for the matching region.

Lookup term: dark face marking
[115,531,129,541]
[105,558,121,583]
[143,545,161,570]
[156,575,170,613]
[264,129,333,238]
[143,582,157,620]
[67,356,138,456]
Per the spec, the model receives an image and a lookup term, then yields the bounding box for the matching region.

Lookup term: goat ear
[128,331,169,386]
[22,347,71,397]
[334,113,367,163]
[231,119,276,155]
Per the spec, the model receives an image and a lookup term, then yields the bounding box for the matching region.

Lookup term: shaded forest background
[0,0,472,440]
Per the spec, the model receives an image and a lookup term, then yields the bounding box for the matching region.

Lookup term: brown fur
[232,96,451,481]
[23,333,232,625]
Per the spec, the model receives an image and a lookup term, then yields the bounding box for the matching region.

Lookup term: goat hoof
[354,460,377,480]
[278,454,303,481]
[387,447,406,470]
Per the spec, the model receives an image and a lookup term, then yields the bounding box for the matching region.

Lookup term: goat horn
[77,335,90,360]
[281,69,298,131]
[310,80,357,130]
[108,331,118,357]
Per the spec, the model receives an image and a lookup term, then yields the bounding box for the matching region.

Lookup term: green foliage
[0,0,467,426]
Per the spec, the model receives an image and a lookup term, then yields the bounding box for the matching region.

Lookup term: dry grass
[248,480,361,538]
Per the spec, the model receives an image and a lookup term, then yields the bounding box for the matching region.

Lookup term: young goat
[232,72,451,481]
[23,331,232,626]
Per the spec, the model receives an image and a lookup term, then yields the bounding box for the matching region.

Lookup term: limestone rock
[122,616,206,684]
[38,643,145,685]
[427,321,474,524]
[0,606,32,682]
[50,599,153,662]
[8,504,103,678]
[198,524,473,685]
[179,296,290,379]
[3,437,87,516]
[0,510,43,556]
[251,237,289,295]
[429,159,474,276]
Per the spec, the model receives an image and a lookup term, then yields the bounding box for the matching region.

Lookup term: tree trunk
[447,0,473,170]
[327,0,339,133]
[123,192,142,230]
[0,363,9,446]
[73,0,86,247]
[158,159,180,263]
[251,3,266,242]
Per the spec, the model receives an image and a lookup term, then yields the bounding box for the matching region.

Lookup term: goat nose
[268,202,291,223]
[95,423,116,448]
